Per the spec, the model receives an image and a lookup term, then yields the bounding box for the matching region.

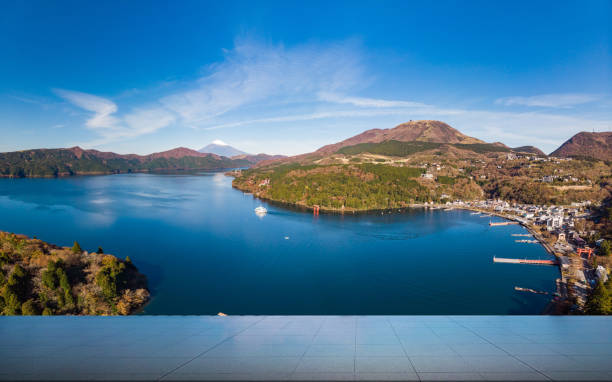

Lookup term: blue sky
[1,1,610,155]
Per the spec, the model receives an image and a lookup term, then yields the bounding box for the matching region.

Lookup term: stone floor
[1,316,611,381]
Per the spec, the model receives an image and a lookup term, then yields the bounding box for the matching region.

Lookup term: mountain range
[257,120,610,166]
[1,121,609,178]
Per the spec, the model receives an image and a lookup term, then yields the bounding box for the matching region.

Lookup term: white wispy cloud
[55,39,366,145]
[318,92,427,108]
[52,38,610,154]
[160,39,365,126]
[495,93,602,108]
[54,89,175,144]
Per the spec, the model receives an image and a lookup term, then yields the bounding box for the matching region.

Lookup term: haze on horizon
[1,1,610,156]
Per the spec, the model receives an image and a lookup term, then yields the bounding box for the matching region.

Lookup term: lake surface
[0,172,559,314]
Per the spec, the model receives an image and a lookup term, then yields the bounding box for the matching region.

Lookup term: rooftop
[1,316,611,381]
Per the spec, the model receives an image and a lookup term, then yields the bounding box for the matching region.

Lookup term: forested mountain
[0,146,250,178]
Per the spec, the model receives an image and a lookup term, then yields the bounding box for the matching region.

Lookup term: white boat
[254,206,267,214]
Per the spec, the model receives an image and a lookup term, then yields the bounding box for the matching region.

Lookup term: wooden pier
[493,256,558,265]
[489,221,519,226]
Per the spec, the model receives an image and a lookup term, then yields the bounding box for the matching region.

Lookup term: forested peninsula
[0,231,149,315]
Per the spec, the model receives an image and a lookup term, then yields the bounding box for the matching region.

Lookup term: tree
[21,299,39,315]
[42,261,58,289]
[97,247,104,254]
[3,292,21,315]
[599,240,611,257]
[586,281,611,315]
[72,241,82,254]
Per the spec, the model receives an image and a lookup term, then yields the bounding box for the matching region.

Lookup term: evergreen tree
[586,281,612,315]
[72,241,82,254]
[97,247,104,254]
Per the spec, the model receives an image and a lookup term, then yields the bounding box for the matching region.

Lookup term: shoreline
[238,189,568,313]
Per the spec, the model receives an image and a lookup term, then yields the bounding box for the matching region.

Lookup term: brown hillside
[550,132,612,161]
[316,120,483,155]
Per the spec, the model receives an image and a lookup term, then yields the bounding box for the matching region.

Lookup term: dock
[489,221,519,226]
[493,256,558,265]
[511,233,532,237]
[514,286,549,295]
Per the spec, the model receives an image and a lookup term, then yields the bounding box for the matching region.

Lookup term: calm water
[0,172,559,315]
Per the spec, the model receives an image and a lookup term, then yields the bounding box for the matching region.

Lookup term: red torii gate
[577,247,594,259]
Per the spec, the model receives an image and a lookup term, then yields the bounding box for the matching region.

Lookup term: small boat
[254,206,267,216]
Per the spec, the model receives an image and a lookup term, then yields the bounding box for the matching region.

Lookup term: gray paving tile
[312,334,356,345]
[1,316,611,380]
[409,356,477,373]
[515,355,584,372]
[355,357,415,373]
[478,372,550,381]
[436,333,489,344]
[356,372,419,380]
[551,343,612,356]
[461,356,535,373]
[162,372,293,380]
[418,372,484,381]
[173,356,300,374]
[0,372,164,381]
[396,333,445,345]
[478,334,535,344]
[304,344,356,357]
[544,371,612,381]
[567,355,612,371]
[356,344,406,357]
[295,357,355,373]
[401,343,457,356]
[229,334,314,345]
[356,334,400,345]
[204,342,309,357]
[289,372,356,380]
[449,343,507,356]
[497,343,560,356]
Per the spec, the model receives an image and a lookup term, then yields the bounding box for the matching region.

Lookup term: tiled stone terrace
[1,316,611,381]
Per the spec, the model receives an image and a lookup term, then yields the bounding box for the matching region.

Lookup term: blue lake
[0,172,559,314]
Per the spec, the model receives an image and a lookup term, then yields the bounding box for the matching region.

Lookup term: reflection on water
[0,172,559,315]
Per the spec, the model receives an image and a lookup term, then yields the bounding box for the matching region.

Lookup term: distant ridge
[512,146,546,156]
[0,146,248,178]
[231,153,287,164]
[550,131,612,161]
